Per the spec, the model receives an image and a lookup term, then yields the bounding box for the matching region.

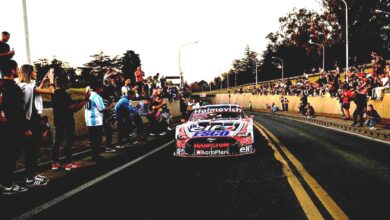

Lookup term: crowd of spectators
[252,52,389,101]
[0,30,192,195]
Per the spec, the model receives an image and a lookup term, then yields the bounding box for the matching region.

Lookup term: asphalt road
[6,112,390,219]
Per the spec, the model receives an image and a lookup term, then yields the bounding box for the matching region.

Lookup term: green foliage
[33,58,76,84]
[119,50,141,83]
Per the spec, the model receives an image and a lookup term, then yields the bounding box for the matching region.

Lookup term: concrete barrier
[213,93,390,119]
[43,99,182,137]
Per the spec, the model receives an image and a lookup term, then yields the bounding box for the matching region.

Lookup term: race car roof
[193,104,242,114]
[201,104,241,109]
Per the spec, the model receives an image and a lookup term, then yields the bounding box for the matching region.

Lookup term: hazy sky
[2,0,320,83]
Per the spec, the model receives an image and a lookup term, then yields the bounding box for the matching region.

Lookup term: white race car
[174,104,255,157]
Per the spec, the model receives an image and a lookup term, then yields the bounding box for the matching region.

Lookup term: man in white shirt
[373,73,389,100]
[85,83,105,161]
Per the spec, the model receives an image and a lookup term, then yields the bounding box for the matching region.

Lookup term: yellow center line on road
[253,123,324,220]
[254,121,349,220]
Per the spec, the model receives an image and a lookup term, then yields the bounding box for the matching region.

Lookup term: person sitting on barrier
[365,104,381,131]
[271,103,279,112]
[305,103,315,118]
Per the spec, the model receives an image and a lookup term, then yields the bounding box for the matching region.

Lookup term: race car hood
[180,119,248,138]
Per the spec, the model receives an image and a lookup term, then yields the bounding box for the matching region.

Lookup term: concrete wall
[43,99,182,137]
[213,93,390,119]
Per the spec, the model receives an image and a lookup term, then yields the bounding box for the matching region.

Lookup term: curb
[247,110,390,143]
[13,120,181,178]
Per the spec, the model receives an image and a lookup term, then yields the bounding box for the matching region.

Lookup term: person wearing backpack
[18,64,55,187]
[0,60,29,195]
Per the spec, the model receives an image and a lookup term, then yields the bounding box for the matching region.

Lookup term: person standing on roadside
[341,85,353,120]
[102,86,118,152]
[85,82,105,161]
[0,60,29,195]
[18,65,55,187]
[351,86,367,127]
[0,32,15,76]
[51,76,90,171]
[134,67,144,96]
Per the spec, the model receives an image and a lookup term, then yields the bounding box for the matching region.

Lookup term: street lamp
[234,70,237,87]
[272,56,284,80]
[309,40,325,71]
[179,41,199,88]
[375,9,390,15]
[340,0,349,74]
[22,0,31,64]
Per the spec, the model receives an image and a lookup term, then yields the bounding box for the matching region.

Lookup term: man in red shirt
[134,67,144,96]
[341,85,353,120]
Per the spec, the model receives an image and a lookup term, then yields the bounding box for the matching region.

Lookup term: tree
[119,50,141,83]
[34,58,76,84]
[320,0,390,63]
[83,51,115,83]
[261,8,342,77]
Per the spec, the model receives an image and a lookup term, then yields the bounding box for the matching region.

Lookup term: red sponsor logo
[194,143,230,149]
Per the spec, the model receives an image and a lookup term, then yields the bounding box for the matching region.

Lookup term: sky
[1,0,321,83]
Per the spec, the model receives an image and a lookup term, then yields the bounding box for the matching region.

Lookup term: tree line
[191,0,389,92]
[33,50,141,87]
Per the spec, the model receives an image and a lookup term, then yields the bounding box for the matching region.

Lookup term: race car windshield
[190,111,243,120]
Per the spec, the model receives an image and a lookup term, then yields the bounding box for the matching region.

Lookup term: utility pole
[22,0,32,64]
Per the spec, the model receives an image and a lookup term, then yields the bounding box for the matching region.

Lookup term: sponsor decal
[194,143,230,149]
[189,125,236,132]
[176,148,185,155]
[239,145,253,153]
[193,130,230,137]
[196,149,229,155]
[193,106,242,114]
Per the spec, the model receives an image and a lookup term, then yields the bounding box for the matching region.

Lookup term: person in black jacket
[0,60,29,195]
[351,86,367,127]
[365,104,381,130]
[51,76,90,171]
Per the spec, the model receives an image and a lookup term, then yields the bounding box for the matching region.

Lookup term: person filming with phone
[17,66,55,187]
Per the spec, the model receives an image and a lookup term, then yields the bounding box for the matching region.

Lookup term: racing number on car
[193,130,230,137]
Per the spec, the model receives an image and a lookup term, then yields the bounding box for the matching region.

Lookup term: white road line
[257,112,390,146]
[14,140,175,220]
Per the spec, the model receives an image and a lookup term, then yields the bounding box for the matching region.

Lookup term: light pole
[255,61,259,86]
[227,73,230,89]
[179,41,199,88]
[234,70,237,87]
[309,40,325,71]
[272,56,284,80]
[256,61,258,88]
[22,0,31,64]
[340,0,349,74]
